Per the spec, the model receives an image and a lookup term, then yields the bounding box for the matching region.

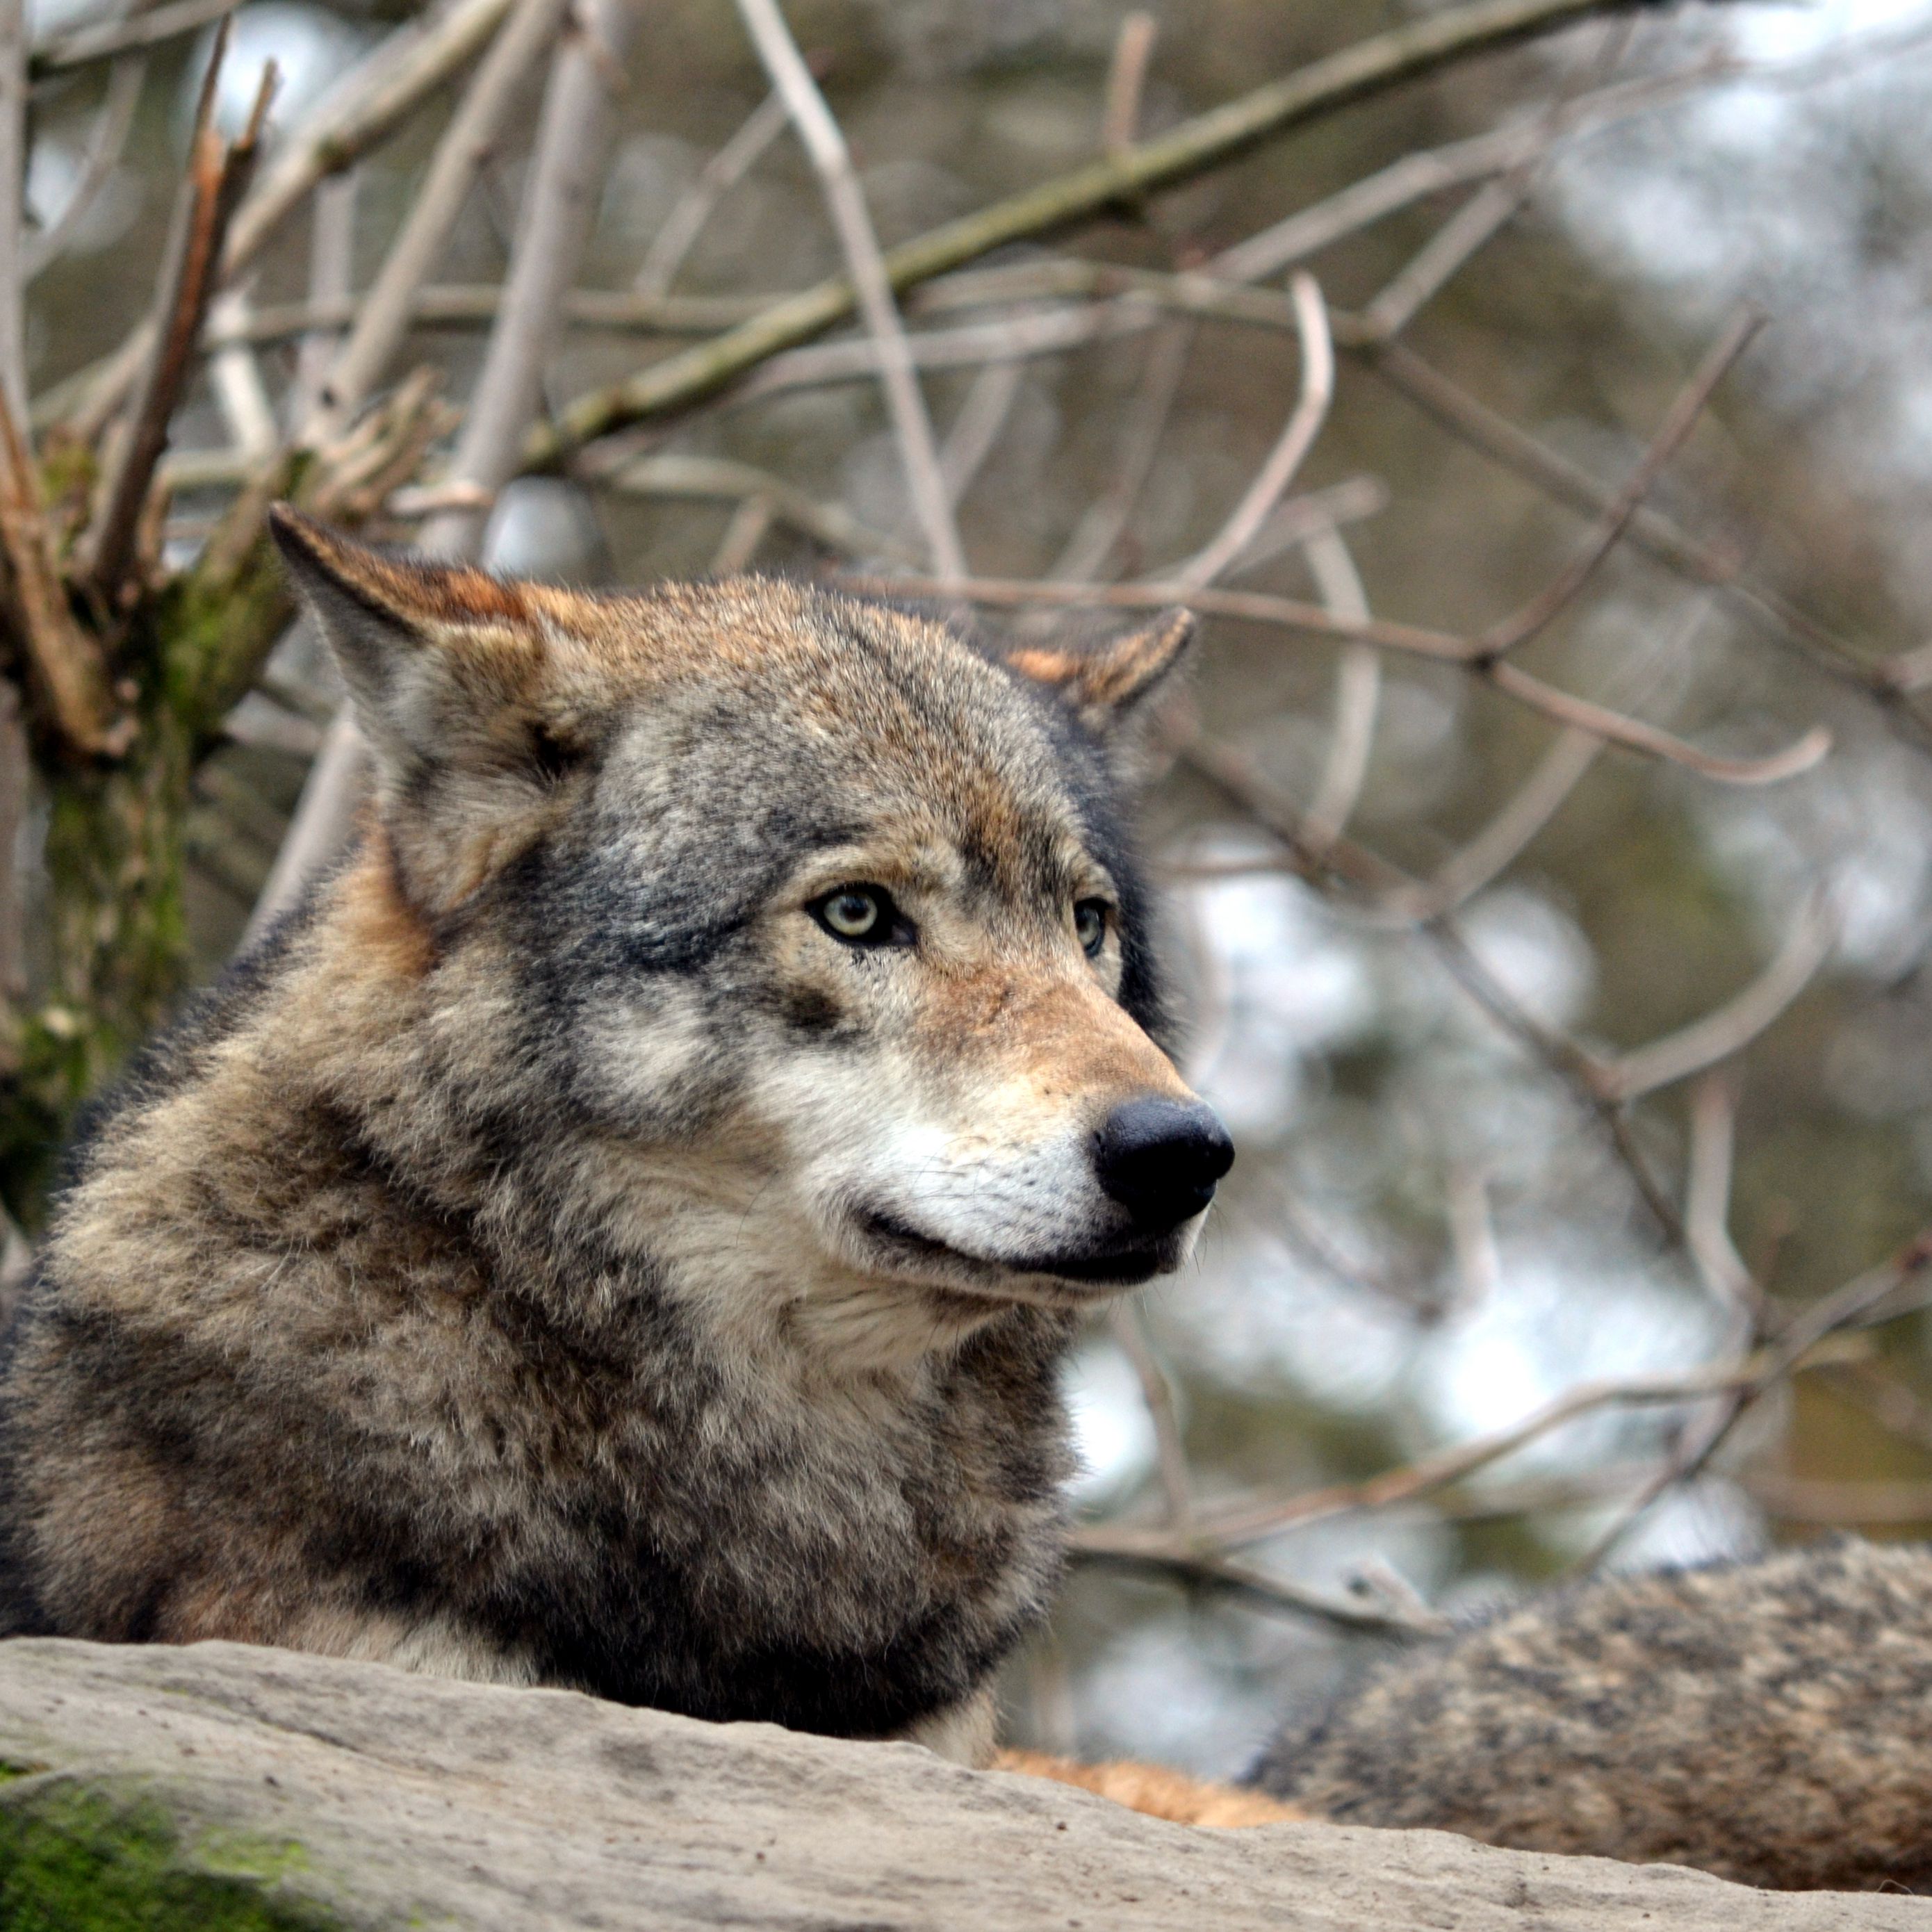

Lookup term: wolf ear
[270,505,583,910]
[269,502,559,780]
[1004,610,1197,739]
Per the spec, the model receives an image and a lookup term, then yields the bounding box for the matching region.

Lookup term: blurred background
[13,0,1932,1781]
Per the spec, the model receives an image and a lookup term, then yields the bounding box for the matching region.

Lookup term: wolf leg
[993,1749,1304,1828]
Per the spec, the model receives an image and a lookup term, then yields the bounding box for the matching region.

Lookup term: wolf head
[270,507,1231,1344]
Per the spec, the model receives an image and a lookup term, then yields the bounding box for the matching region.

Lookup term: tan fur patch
[994,1749,1305,1828]
[336,826,438,979]
[1006,611,1195,722]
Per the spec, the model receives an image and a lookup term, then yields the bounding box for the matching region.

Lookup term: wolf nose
[1093,1098,1234,1231]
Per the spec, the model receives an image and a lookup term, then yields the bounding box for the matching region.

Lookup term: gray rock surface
[0,1637,1915,1929]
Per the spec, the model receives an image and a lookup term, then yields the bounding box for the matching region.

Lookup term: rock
[0,1638,1912,1930]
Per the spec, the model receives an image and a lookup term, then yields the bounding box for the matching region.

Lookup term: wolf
[1251,1537,1932,1891]
[0,505,1233,1765]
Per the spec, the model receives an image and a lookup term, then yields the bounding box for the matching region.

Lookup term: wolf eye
[1074,898,1111,957]
[812,886,906,947]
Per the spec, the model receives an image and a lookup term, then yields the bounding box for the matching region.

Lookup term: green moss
[0,1777,342,1931]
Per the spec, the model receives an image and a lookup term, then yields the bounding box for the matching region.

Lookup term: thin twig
[416,0,639,557]
[81,29,274,608]
[1108,1301,1193,1531]
[1087,1252,1932,1563]
[1171,273,1331,591]
[735,0,964,578]
[288,172,357,432]
[24,54,146,283]
[42,0,523,438]
[849,571,1833,787]
[1473,307,1765,660]
[1206,57,1731,285]
[1581,1230,1932,1567]
[1051,322,1191,582]
[1081,1361,1774,1557]
[306,0,572,444]
[1685,1070,1758,1323]
[1101,12,1159,161]
[581,451,914,560]
[531,0,1687,463]
[1298,526,1380,853]
[205,288,278,463]
[1362,177,1534,345]
[0,0,25,427]
[944,360,1026,505]
[1359,338,1921,747]
[1590,889,1835,1102]
[635,92,788,297]
[1389,728,1602,922]
[1072,1544,1448,1637]
[30,0,234,75]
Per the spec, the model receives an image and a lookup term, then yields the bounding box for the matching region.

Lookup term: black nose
[1092,1097,1234,1233]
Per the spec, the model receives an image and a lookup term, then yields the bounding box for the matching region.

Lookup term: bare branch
[1298,526,1379,853]
[910,354,1026,541]
[1092,1241,1932,1562]
[1050,322,1190,582]
[1474,307,1765,660]
[1685,1070,1758,1322]
[288,172,357,432]
[205,289,278,464]
[851,571,1833,787]
[1580,1229,1932,1569]
[1108,1301,1193,1531]
[532,0,1689,462]
[24,54,146,284]
[635,90,787,297]
[1101,11,1159,161]
[1086,1363,1767,1555]
[1590,890,1835,1103]
[1171,273,1331,591]
[1389,728,1601,922]
[0,0,25,427]
[1206,55,1738,285]
[1359,338,1915,746]
[30,0,234,75]
[1072,1541,1448,1637]
[81,31,274,608]
[0,386,119,753]
[228,0,517,277]
[416,0,640,557]
[735,0,964,578]
[306,0,572,445]
[707,497,773,575]
[582,451,914,561]
[41,0,523,438]
[1483,658,1831,783]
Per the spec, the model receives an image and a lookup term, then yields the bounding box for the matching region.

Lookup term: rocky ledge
[0,1637,1912,1929]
